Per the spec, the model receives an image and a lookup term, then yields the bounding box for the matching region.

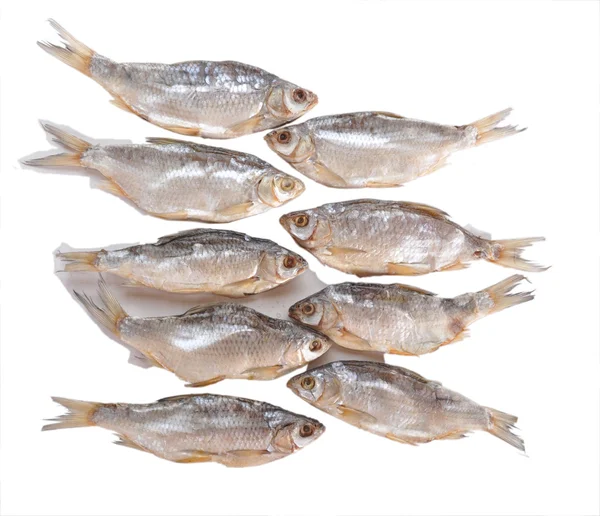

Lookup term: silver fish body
[26,125,304,222]
[75,280,333,386]
[44,394,325,467]
[39,21,318,138]
[288,276,533,354]
[280,199,546,276]
[288,361,523,450]
[265,110,523,187]
[60,228,308,296]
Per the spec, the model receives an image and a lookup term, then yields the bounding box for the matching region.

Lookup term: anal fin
[385,432,420,446]
[95,179,130,200]
[336,404,377,427]
[114,434,148,453]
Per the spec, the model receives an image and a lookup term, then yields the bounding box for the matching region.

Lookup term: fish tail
[42,397,101,431]
[73,276,128,337]
[485,407,525,452]
[469,108,525,146]
[58,251,100,272]
[23,123,91,168]
[487,237,548,272]
[38,19,94,77]
[481,274,534,314]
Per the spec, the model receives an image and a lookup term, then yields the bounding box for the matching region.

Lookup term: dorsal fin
[180,303,221,316]
[398,201,450,220]
[392,283,436,296]
[375,111,405,120]
[155,228,210,246]
[146,137,262,162]
[157,394,199,403]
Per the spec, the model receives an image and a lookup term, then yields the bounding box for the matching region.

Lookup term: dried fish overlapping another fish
[59,229,307,296]
[44,394,325,467]
[74,278,332,386]
[39,20,318,138]
[280,199,546,276]
[26,124,305,222]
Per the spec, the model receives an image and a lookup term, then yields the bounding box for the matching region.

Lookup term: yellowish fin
[469,108,526,146]
[37,19,94,77]
[42,396,101,431]
[489,237,548,272]
[23,123,91,168]
[486,407,525,452]
[482,274,534,315]
[73,276,129,337]
[59,250,100,272]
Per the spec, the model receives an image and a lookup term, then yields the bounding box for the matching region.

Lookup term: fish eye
[302,303,315,316]
[277,131,292,144]
[280,178,295,191]
[294,214,309,227]
[309,339,322,352]
[301,376,316,390]
[293,88,307,103]
[299,424,314,437]
[283,255,297,268]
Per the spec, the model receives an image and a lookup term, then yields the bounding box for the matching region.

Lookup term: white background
[1,1,599,515]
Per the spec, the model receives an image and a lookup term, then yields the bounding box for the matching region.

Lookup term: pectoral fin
[215,277,268,297]
[311,161,348,188]
[217,202,255,218]
[241,365,285,380]
[185,376,226,388]
[336,405,377,427]
[335,328,373,351]
[225,115,264,137]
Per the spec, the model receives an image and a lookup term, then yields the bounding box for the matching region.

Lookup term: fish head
[271,414,325,453]
[283,326,333,366]
[264,124,315,164]
[265,80,318,124]
[287,367,341,408]
[288,291,339,332]
[257,171,305,207]
[270,249,309,282]
[279,208,332,249]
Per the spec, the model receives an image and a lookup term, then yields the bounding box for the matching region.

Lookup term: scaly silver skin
[117,304,332,385]
[288,282,494,355]
[91,57,318,138]
[265,112,475,187]
[80,139,305,222]
[288,362,507,447]
[39,21,318,138]
[87,229,308,296]
[279,199,486,276]
[53,394,325,467]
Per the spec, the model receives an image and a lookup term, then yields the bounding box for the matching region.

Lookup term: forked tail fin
[73,276,129,337]
[23,123,91,168]
[38,19,95,77]
[42,397,101,431]
[481,274,534,315]
[488,237,548,272]
[486,407,525,452]
[58,250,101,272]
[469,108,525,146]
